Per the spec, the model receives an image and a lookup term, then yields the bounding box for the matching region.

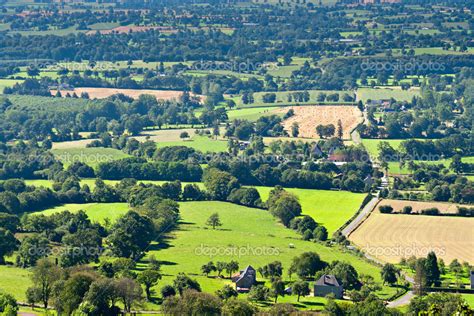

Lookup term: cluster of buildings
[233,265,344,299]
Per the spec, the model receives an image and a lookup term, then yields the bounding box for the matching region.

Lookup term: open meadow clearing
[349,212,474,264]
[256,187,366,234]
[237,90,355,107]
[31,202,130,224]
[143,201,398,307]
[51,87,202,101]
[356,87,420,102]
[226,106,281,121]
[278,105,363,139]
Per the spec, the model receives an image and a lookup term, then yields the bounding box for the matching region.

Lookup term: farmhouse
[314,274,344,299]
[232,265,257,292]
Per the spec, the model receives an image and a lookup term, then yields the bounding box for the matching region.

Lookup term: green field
[256,187,366,234]
[357,87,420,102]
[0,79,23,92]
[226,106,280,121]
[237,90,355,108]
[0,265,32,302]
[155,135,228,152]
[31,202,130,224]
[51,147,131,168]
[142,201,398,309]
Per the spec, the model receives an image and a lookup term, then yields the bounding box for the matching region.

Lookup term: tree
[173,273,201,295]
[260,261,283,280]
[31,258,62,309]
[248,285,269,302]
[107,211,155,259]
[162,290,221,315]
[337,119,343,139]
[222,298,255,316]
[450,155,463,174]
[271,278,285,303]
[291,122,299,137]
[292,281,310,302]
[381,263,399,285]
[180,131,190,140]
[161,285,176,298]
[138,269,162,300]
[27,66,40,77]
[216,285,238,300]
[203,168,240,201]
[116,278,143,312]
[216,261,227,277]
[206,213,222,229]
[290,252,326,279]
[313,226,328,241]
[59,271,97,315]
[268,192,302,227]
[414,259,427,296]
[18,234,49,267]
[226,261,239,279]
[0,228,19,264]
[201,261,216,276]
[81,278,119,315]
[0,292,17,315]
[425,251,441,287]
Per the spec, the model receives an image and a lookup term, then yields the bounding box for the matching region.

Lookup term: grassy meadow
[356,87,420,102]
[141,201,398,309]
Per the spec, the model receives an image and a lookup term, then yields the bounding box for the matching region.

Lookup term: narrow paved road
[341,197,379,237]
[387,290,415,308]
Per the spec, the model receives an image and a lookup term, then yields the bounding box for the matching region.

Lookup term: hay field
[349,212,474,264]
[278,105,363,139]
[51,87,201,101]
[376,199,472,215]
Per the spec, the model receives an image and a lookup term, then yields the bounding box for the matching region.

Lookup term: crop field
[349,212,474,264]
[356,87,421,102]
[51,87,202,102]
[278,105,363,139]
[144,201,398,307]
[51,147,130,168]
[375,199,472,215]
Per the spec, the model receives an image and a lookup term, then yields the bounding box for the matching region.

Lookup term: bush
[421,208,440,215]
[379,205,393,214]
[402,206,412,214]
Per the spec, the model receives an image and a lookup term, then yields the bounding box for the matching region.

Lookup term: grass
[155,135,228,153]
[0,79,23,92]
[356,87,420,102]
[0,265,32,302]
[142,201,398,309]
[31,203,130,224]
[255,187,366,234]
[51,147,131,168]
[226,106,280,121]
[237,90,354,108]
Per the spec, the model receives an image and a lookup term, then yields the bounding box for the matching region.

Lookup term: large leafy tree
[0,228,19,264]
[107,211,155,259]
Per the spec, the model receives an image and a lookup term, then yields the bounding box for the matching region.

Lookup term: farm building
[232,265,257,292]
[314,274,344,299]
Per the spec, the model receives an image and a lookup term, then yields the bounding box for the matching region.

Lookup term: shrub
[379,205,393,214]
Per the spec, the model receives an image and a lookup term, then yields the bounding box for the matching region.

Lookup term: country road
[341,197,379,237]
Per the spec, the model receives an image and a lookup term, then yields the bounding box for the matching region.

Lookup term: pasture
[237,90,355,108]
[356,87,420,102]
[31,202,130,224]
[349,212,474,264]
[143,201,398,307]
[256,187,366,234]
[278,105,363,139]
[226,106,280,121]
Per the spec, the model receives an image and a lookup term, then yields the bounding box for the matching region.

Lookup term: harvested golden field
[376,199,472,215]
[278,105,362,139]
[349,212,474,264]
[51,87,202,102]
